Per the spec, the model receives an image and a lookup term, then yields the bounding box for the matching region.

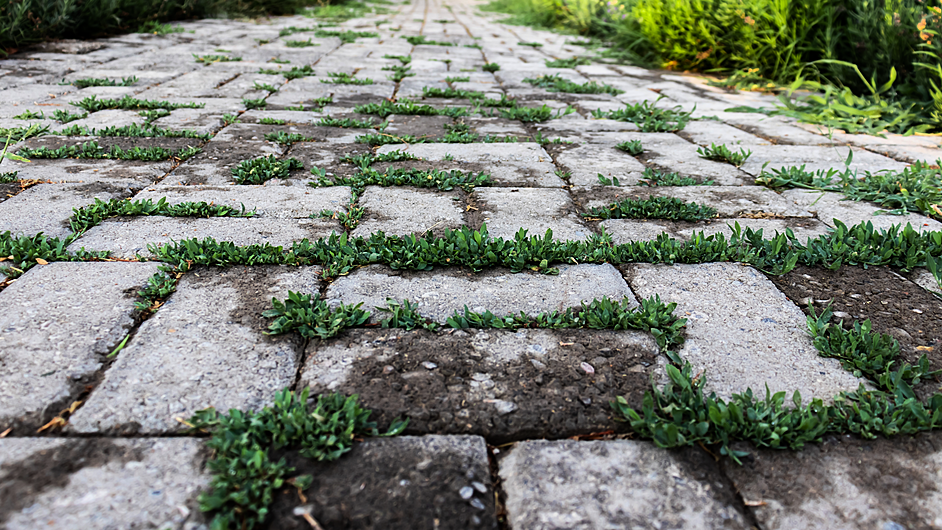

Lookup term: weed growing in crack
[592,97,692,132]
[58,123,211,140]
[355,132,421,145]
[384,64,414,83]
[51,109,87,123]
[317,116,378,128]
[139,109,171,122]
[445,75,470,83]
[403,35,454,46]
[222,113,240,126]
[482,63,500,73]
[264,131,313,145]
[259,65,314,79]
[69,76,137,88]
[253,82,278,93]
[639,168,704,186]
[13,110,45,120]
[243,98,268,110]
[0,172,18,183]
[193,54,241,63]
[0,124,48,142]
[491,104,573,122]
[697,143,752,167]
[18,141,200,161]
[260,118,286,125]
[339,149,420,168]
[524,73,623,95]
[312,166,492,192]
[315,29,378,43]
[616,139,643,156]
[284,38,318,47]
[69,198,253,234]
[189,388,406,530]
[545,57,590,68]
[321,72,373,85]
[73,96,205,113]
[422,86,484,99]
[355,100,469,118]
[0,232,106,279]
[135,262,188,313]
[585,196,717,221]
[231,155,303,184]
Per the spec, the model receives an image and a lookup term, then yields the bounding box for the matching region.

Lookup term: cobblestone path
[2,0,942,528]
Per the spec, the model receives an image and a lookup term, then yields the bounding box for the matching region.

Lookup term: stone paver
[629,262,864,400]
[499,439,750,529]
[0,262,159,430]
[69,265,320,434]
[0,437,208,529]
[1,0,939,524]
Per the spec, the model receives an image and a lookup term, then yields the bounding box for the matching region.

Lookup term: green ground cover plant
[264,131,313,145]
[0,124,48,142]
[545,57,590,68]
[18,141,200,161]
[259,65,315,79]
[194,54,241,63]
[639,168,703,186]
[69,198,253,234]
[404,35,454,46]
[52,110,87,123]
[231,155,303,184]
[321,72,373,85]
[315,29,378,43]
[615,139,643,155]
[253,82,278,93]
[58,123,210,139]
[73,96,204,113]
[523,73,623,95]
[317,116,379,128]
[243,98,267,110]
[354,100,469,118]
[482,63,500,73]
[423,87,485,99]
[592,98,692,132]
[68,76,138,88]
[585,196,718,221]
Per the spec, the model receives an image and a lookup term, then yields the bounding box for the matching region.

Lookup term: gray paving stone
[0,262,160,430]
[499,439,750,529]
[352,186,465,237]
[719,114,836,145]
[679,119,769,146]
[135,183,351,219]
[70,216,339,258]
[675,218,831,243]
[0,437,208,529]
[783,189,942,232]
[628,262,864,401]
[739,145,909,176]
[0,182,134,238]
[326,263,636,323]
[554,143,647,187]
[598,219,673,243]
[474,187,592,241]
[642,138,752,186]
[377,143,563,187]
[0,158,172,185]
[69,265,320,434]
[911,269,942,296]
[722,433,942,530]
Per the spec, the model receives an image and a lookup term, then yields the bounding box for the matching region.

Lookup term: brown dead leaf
[917,345,934,352]
[744,500,768,507]
[0,427,11,438]
[37,417,67,432]
[35,258,48,265]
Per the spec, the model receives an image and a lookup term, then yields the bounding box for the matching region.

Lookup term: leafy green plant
[639,167,703,186]
[313,166,492,192]
[259,65,314,79]
[321,72,373,85]
[0,124,48,142]
[264,131,312,145]
[243,98,267,110]
[445,76,470,83]
[12,110,44,120]
[18,141,199,161]
[231,155,303,184]
[523,73,623,95]
[137,21,184,35]
[58,123,210,139]
[73,96,204,113]
[377,298,440,331]
[384,54,412,64]
[616,139,643,155]
[423,87,485,99]
[190,388,406,529]
[222,113,240,126]
[518,40,543,47]
[355,133,421,146]
[696,143,752,167]
[253,82,278,93]
[482,63,500,73]
[384,64,414,83]
[354,100,469,118]
[404,35,454,46]
[317,116,377,128]
[585,196,717,221]
[314,29,378,43]
[493,104,573,122]
[259,117,286,125]
[51,109,87,123]
[592,98,692,132]
[284,38,317,47]
[69,197,252,234]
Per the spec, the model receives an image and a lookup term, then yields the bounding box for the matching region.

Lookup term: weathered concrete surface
[326,264,636,323]
[352,186,465,237]
[68,265,320,433]
[783,189,942,232]
[0,437,208,529]
[499,439,750,529]
[0,262,159,430]
[134,183,351,219]
[628,262,864,401]
[0,182,134,238]
[473,187,592,241]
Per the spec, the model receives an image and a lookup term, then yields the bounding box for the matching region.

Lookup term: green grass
[524,73,623,95]
[384,65,415,82]
[73,95,204,113]
[313,166,492,192]
[18,141,200,161]
[354,100,469,118]
[545,57,590,68]
[445,76,470,83]
[422,86,484,99]
[259,117,285,125]
[585,196,717,221]
[491,104,573,122]
[194,54,241,63]
[259,65,314,79]
[58,123,210,139]
[69,197,253,234]
[284,38,318,47]
[317,116,377,128]
[243,98,267,110]
[639,168,703,187]
[231,155,303,184]
[403,35,454,46]
[264,131,313,145]
[313,29,378,43]
[137,21,185,34]
[615,139,643,156]
[253,82,278,93]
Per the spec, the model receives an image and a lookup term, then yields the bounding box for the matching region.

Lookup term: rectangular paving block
[0,261,160,431]
[0,437,208,529]
[499,439,750,529]
[68,265,321,434]
[0,158,171,186]
[739,145,909,176]
[135,183,351,219]
[300,328,658,441]
[722,433,942,530]
[264,435,497,529]
[628,262,864,401]
[473,187,593,241]
[351,186,465,237]
[377,143,564,187]
[679,120,769,147]
[719,114,836,146]
[642,138,752,186]
[598,219,673,244]
[326,263,636,323]
[70,216,341,258]
[0,182,134,239]
[783,189,942,232]
[554,143,647,187]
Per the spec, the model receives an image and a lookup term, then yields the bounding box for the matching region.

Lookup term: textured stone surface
[68,266,320,433]
[352,186,465,237]
[499,439,750,529]
[326,264,636,322]
[0,182,133,238]
[784,189,942,232]
[553,143,647,187]
[0,262,159,430]
[474,187,592,240]
[0,437,208,529]
[135,184,351,219]
[628,262,864,400]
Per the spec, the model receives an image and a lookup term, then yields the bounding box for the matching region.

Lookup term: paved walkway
[1,0,942,528]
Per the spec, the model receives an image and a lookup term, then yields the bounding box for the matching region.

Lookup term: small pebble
[472,481,487,493]
[422,361,438,369]
[459,486,474,500]
[581,362,595,374]
[470,498,486,510]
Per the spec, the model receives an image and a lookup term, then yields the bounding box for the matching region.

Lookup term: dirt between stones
[769,265,942,395]
[265,439,498,530]
[723,432,942,529]
[0,439,145,524]
[305,328,657,444]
